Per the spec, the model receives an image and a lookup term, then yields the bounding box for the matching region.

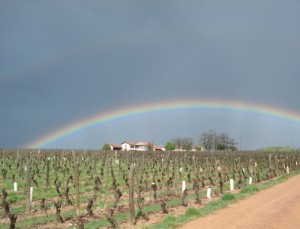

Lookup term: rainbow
[25,99,300,148]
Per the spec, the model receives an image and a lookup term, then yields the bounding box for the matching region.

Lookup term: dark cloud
[1,1,300,149]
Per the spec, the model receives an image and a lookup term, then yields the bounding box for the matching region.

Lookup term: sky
[1,1,300,150]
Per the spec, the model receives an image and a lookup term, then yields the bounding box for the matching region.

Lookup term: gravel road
[179,175,300,229]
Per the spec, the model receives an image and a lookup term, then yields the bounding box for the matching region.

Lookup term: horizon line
[25,99,300,149]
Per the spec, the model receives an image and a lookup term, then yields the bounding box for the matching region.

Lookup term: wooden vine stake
[19,151,23,178]
[129,163,136,225]
[45,156,50,191]
[268,154,272,169]
[73,151,80,218]
[26,151,32,213]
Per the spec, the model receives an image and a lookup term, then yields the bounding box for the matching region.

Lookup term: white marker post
[207,187,212,199]
[230,179,234,191]
[249,177,253,185]
[30,187,33,203]
[182,181,186,193]
[13,182,18,192]
[286,166,290,174]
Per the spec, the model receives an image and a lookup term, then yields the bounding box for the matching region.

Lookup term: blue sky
[1,1,300,150]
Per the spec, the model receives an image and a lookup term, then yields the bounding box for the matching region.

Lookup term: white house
[121,141,137,151]
[135,141,165,151]
[120,141,165,151]
[135,141,157,151]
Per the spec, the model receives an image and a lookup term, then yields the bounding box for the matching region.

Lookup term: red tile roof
[135,141,150,146]
[109,144,122,148]
[121,141,136,145]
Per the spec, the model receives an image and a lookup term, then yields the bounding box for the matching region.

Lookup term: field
[0,149,299,229]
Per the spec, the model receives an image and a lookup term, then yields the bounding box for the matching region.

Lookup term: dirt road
[179,175,300,229]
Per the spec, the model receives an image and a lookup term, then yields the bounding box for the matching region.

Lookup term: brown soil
[6,175,300,229]
[119,198,216,229]
[179,174,300,229]
[31,195,216,229]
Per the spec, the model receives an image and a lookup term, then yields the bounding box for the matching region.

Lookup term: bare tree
[200,130,216,151]
[215,133,237,151]
[172,137,193,151]
[182,137,193,151]
[200,130,237,151]
[171,137,183,150]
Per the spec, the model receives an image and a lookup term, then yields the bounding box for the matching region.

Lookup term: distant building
[135,141,149,151]
[121,141,137,151]
[109,141,165,151]
[174,145,205,152]
[135,141,165,151]
[109,144,122,151]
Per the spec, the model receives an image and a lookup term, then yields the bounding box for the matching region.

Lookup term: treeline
[166,130,237,151]
[259,145,300,152]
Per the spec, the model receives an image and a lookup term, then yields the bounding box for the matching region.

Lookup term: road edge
[145,170,300,229]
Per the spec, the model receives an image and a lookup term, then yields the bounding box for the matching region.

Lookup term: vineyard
[0,149,300,229]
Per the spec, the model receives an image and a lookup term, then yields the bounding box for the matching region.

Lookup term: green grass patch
[185,207,200,216]
[7,192,24,203]
[160,215,181,228]
[240,185,259,194]
[220,193,236,201]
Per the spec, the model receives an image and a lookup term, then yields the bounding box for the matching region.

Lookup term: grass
[220,193,236,201]
[0,210,75,229]
[144,170,300,229]
[81,191,202,229]
[185,207,201,216]
[240,185,259,194]
[0,186,198,228]
[161,215,182,228]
